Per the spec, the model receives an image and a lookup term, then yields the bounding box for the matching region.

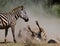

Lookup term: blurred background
[0,0,60,42]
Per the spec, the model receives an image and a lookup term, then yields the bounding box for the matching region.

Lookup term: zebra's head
[19,5,29,22]
[12,5,29,22]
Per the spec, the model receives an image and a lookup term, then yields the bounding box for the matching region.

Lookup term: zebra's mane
[12,5,24,13]
[12,6,21,12]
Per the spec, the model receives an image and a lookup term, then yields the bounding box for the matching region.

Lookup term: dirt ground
[0,41,59,46]
[0,42,60,46]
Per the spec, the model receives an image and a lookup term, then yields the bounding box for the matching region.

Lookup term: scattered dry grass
[0,42,60,46]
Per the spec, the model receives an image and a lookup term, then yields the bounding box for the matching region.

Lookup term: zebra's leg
[5,28,8,42]
[11,26,16,43]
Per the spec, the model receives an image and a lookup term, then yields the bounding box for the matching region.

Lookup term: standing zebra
[0,5,29,43]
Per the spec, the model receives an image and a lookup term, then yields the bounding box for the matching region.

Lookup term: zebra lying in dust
[0,5,29,43]
[27,21,47,41]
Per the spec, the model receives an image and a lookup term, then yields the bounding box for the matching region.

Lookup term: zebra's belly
[0,24,10,29]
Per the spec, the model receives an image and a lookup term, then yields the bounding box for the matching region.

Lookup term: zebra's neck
[12,10,20,20]
[14,14,19,20]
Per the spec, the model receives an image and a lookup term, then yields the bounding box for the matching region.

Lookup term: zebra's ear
[20,5,24,10]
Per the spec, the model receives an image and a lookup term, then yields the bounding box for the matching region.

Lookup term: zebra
[27,21,47,41]
[0,5,29,43]
[35,21,47,41]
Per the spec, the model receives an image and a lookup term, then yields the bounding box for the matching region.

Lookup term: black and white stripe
[0,14,8,26]
[15,14,19,20]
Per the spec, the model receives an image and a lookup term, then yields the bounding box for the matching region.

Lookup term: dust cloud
[0,0,60,42]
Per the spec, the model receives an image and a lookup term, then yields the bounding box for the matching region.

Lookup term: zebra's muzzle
[25,18,29,22]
